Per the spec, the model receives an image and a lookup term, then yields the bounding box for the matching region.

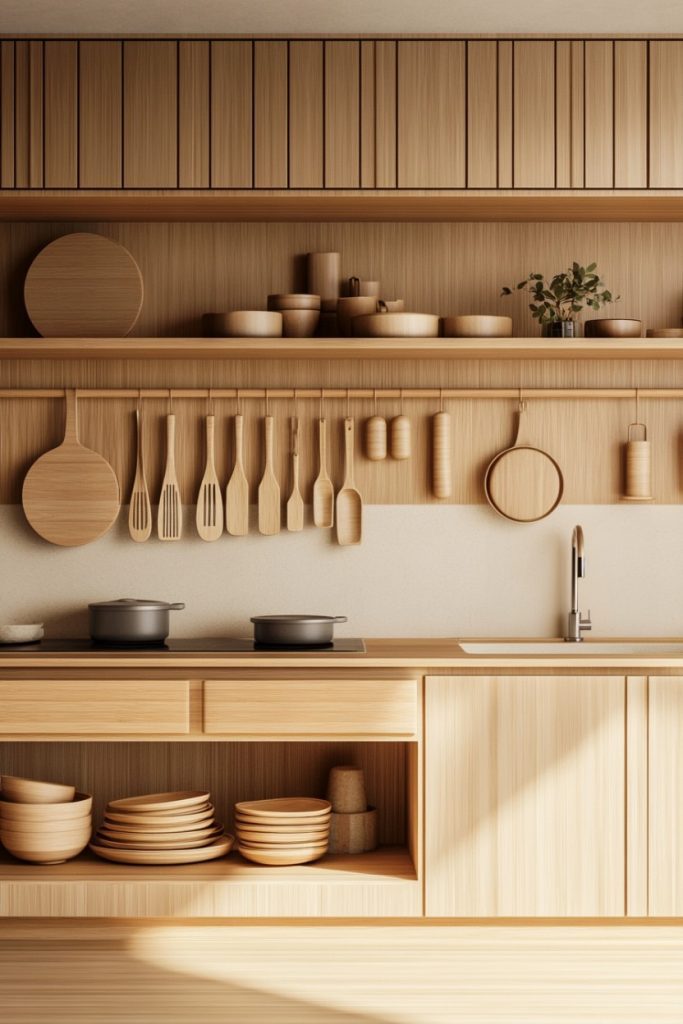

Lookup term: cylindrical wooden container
[365,415,387,461]
[328,808,378,855]
[623,422,653,501]
[336,296,377,336]
[390,414,412,460]
[307,252,341,313]
[327,765,367,813]
[432,411,452,497]
[348,276,381,298]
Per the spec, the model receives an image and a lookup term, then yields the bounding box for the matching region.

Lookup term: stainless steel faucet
[565,525,592,642]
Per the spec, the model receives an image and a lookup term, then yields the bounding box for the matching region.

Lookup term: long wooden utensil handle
[166,414,176,470]
[432,411,452,498]
[234,413,244,468]
[135,408,144,472]
[264,415,274,469]
[344,417,355,486]
[64,388,78,444]
[206,414,215,463]
[319,418,328,471]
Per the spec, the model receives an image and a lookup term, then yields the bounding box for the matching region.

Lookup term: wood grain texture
[584,41,614,188]
[648,675,683,915]
[203,678,419,737]
[211,41,252,188]
[626,676,648,917]
[360,41,375,188]
[254,41,287,189]
[571,41,585,187]
[375,41,397,188]
[555,41,571,189]
[398,41,465,187]
[325,41,360,188]
[13,41,29,188]
[615,41,648,188]
[28,41,43,188]
[178,41,209,189]
[467,42,497,188]
[124,41,177,188]
[44,41,77,188]
[497,41,513,188]
[0,42,15,188]
[650,41,683,187]
[79,41,122,188]
[289,41,323,188]
[425,674,626,917]
[513,41,555,187]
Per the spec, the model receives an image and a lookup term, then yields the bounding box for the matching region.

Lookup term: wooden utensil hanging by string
[286,415,304,532]
[313,411,334,529]
[226,410,249,536]
[196,411,224,540]
[365,391,387,461]
[432,397,452,498]
[336,415,362,546]
[258,406,281,536]
[129,405,151,542]
[622,423,654,502]
[22,389,120,547]
[390,392,412,461]
[157,411,182,540]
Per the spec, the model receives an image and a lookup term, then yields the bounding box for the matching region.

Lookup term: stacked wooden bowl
[235,797,331,865]
[267,294,321,337]
[0,775,92,864]
[90,790,234,865]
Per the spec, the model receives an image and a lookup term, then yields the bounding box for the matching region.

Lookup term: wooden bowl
[1,827,91,864]
[442,315,513,338]
[646,327,683,338]
[280,309,320,338]
[0,792,92,821]
[351,312,439,338]
[202,311,282,338]
[267,293,321,311]
[0,815,92,835]
[584,318,642,338]
[1,775,76,804]
[238,844,327,866]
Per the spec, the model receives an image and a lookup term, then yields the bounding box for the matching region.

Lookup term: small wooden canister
[348,276,381,298]
[622,422,654,502]
[327,765,367,813]
[308,252,341,313]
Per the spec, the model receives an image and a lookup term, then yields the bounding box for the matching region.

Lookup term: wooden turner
[286,417,304,532]
[157,413,182,541]
[258,414,281,535]
[226,413,249,536]
[336,417,362,545]
[196,414,223,541]
[129,407,151,542]
[313,417,334,528]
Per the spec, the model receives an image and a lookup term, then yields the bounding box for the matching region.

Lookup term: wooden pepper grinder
[622,391,654,502]
[365,390,387,461]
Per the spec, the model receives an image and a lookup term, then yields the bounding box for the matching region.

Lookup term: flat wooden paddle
[286,417,304,532]
[258,414,281,535]
[313,417,334,528]
[22,389,120,546]
[226,414,249,536]
[336,417,362,545]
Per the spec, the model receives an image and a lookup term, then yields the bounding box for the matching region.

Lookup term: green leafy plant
[501,262,618,325]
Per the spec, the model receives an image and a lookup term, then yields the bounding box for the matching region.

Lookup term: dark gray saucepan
[251,615,347,647]
[89,599,185,644]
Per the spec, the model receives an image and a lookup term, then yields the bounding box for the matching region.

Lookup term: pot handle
[168,603,186,611]
[331,616,348,624]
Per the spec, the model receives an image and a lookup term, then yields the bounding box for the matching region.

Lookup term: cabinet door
[123,41,177,187]
[513,41,555,187]
[648,677,683,914]
[425,675,625,917]
[650,41,683,187]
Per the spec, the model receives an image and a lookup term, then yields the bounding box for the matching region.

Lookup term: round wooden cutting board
[24,232,144,337]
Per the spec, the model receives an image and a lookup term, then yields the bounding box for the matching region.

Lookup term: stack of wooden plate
[235,797,331,865]
[89,790,234,865]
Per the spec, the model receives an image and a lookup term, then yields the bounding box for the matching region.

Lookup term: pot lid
[251,615,347,624]
[89,599,185,611]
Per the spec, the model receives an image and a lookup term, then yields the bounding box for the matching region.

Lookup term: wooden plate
[24,232,144,338]
[238,844,327,866]
[107,791,210,813]
[95,828,223,851]
[90,833,234,865]
[235,824,329,840]
[235,813,331,828]
[104,806,214,828]
[238,838,328,851]
[98,823,221,844]
[234,798,331,818]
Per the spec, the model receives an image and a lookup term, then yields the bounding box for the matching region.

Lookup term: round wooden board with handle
[22,390,120,547]
[24,232,144,337]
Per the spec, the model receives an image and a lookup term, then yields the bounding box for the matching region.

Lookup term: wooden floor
[2,921,683,1023]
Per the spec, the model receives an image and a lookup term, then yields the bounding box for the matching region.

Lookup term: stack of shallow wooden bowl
[89,790,234,865]
[0,775,92,864]
[267,294,321,337]
[235,797,331,865]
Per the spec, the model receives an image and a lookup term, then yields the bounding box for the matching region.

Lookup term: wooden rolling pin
[432,411,452,498]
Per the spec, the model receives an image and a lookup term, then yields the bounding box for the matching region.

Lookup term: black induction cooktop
[0,637,366,653]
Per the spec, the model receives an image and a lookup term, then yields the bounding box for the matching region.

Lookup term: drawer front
[203,678,419,736]
[0,680,190,735]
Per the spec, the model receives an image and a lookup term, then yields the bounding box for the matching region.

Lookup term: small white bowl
[0,624,43,645]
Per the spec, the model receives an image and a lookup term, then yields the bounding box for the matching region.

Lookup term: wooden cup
[623,422,653,501]
[336,296,377,337]
[326,765,367,813]
[308,252,341,313]
[328,808,378,855]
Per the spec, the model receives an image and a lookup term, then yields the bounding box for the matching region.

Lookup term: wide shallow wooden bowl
[107,791,210,813]
[267,293,321,311]
[235,798,331,818]
[0,792,92,821]
[238,843,328,866]
[646,327,683,338]
[0,816,92,835]
[442,314,513,338]
[351,312,439,338]
[97,823,220,844]
[1,826,91,864]
[89,833,234,865]
[202,311,282,338]
[584,318,642,338]
[237,837,329,850]
[1,775,76,804]
[104,805,213,828]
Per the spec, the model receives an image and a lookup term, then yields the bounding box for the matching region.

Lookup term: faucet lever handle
[581,609,592,630]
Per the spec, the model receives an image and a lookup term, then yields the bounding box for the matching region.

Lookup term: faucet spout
[566,525,592,641]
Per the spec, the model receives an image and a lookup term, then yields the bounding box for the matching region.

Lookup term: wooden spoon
[226,413,249,536]
[258,414,281,535]
[129,407,151,542]
[22,389,120,547]
[336,417,362,545]
[313,418,334,528]
[157,413,182,540]
[196,414,223,541]
[286,417,304,532]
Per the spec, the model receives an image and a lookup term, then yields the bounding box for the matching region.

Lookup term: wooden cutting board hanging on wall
[24,232,144,337]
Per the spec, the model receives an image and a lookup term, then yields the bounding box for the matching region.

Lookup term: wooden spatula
[157,413,182,541]
[196,414,223,541]
[258,414,281,535]
[336,417,362,546]
[226,413,249,536]
[286,417,304,532]
[129,407,151,542]
[313,417,334,528]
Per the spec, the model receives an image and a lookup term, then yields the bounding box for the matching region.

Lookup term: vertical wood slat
[79,41,122,188]
[614,41,647,188]
[360,40,375,188]
[28,41,43,187]
[398,41,465,188]
[325,41,360,188]
[375,41,396,188]
[178,41,209,188]
[497,41,512,188]
[584,41,614,188]
[649,41,683,187]
[211,41,252,188]
[44,41,77,188]
[0,42,14,188]
[467,41,497,188]
[253,41,287,188]
[648,677,683,915]
[124,40,177,188]
[626,676,648,917]
[571,40,585,188]
[289,41,323,188]
[13,41,29,187]
[513,41,555,187]
[555,41,571,188]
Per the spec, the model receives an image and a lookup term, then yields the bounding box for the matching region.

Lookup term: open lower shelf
[0,846,420,918]
[2,336,682,360]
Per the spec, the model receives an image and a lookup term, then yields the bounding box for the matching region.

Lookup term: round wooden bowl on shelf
[351,312,439,338]
[1,815,92,835]
[1,775,76,804]
[0,791,92,822]
[584,318,642,338]
[1,823,91,864]
[646,327,683,338]
[202,311,283,338]
[441,315,513,338]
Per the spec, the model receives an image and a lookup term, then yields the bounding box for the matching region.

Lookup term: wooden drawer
[203,678,419,737]
[0,679,190,735]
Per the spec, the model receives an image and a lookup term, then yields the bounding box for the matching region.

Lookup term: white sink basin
[459,641,683,656]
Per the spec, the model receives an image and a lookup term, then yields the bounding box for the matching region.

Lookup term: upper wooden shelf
[4,194,683,223]
[1,337,681,360]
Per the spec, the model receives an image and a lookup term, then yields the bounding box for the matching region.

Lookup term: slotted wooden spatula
[129,407,151,542]
[157,413,182,541]
[226,413,249,536]
[286,417,304,532]
[196,414,223,541]
[258,414,281,535]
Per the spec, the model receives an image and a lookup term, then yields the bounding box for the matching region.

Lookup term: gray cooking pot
[251,615,347,647]
[89,599,185,644]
